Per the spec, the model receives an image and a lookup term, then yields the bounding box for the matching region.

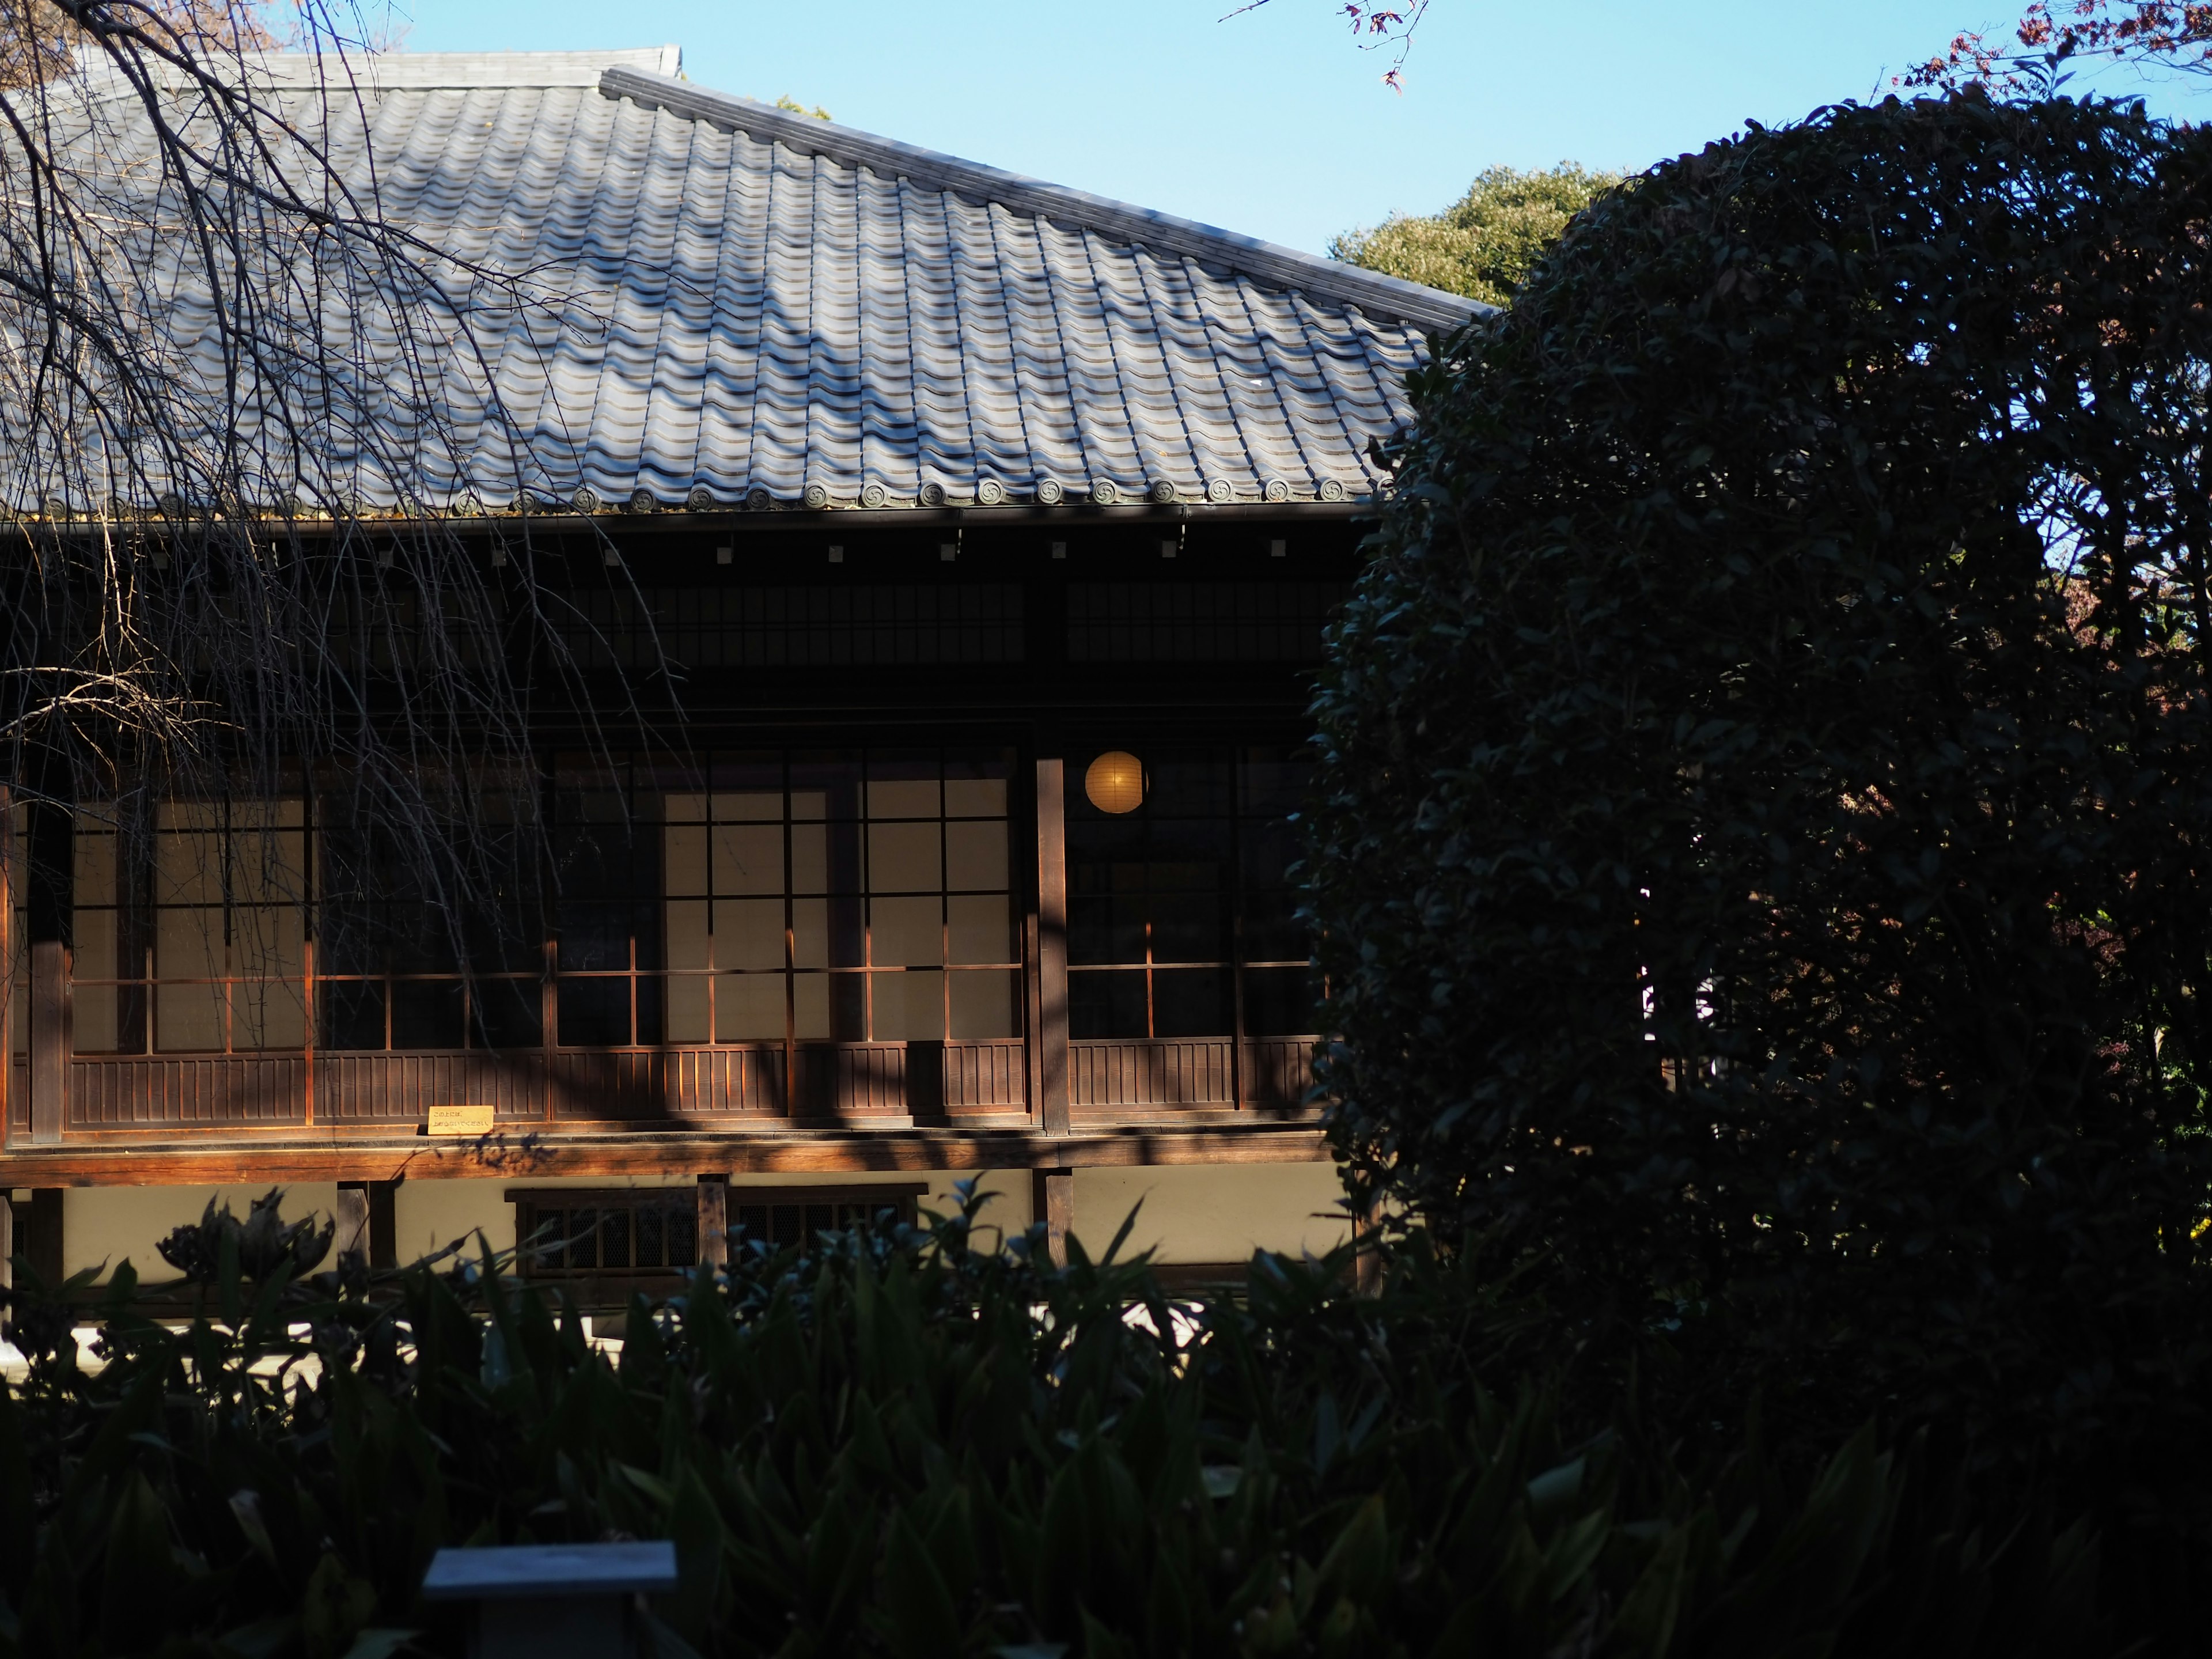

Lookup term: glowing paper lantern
[1084,751,1146,814]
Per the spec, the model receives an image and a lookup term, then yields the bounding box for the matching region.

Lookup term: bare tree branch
[0,3,661,994]
[1223,1,1433,91]
[1904,3,2212,94]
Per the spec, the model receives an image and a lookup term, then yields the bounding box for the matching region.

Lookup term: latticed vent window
[1065,582,1347,662]
[512,1188,699,1278]
[730,1185,925,1251]
[565,586,1025,670]
[510,1184,925,1279]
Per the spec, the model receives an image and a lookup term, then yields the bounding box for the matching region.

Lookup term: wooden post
[697,1173,729,1270]
[26,940,63,1147]
[23,795,69,1149]
[1033,757,1070,1135]
[336,1179,399,1270]
[0,790,11,1152]
[1351,1195,1384,1297]
[19,1189,62,1287]
[368,1179,398,1269]
[1031,1168,1073,1268]
[335,1183,370,1266]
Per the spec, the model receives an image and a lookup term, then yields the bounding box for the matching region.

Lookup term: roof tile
[67,50,1481,512]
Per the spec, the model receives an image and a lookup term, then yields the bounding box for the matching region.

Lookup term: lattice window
[556,748,1021,1047]
[309,787,541,1052]
[1067,747,1316,1040]
[729,1184,925,1250]
[69,787,541,1056]
[71,801,311,1054]
[512,1187,699,1278]
[509,1183,925,1279]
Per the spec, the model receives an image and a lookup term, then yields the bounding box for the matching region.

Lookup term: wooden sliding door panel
[69,1056,308,1128]
[547,1051,668,1122]
[1241,1039,1319,1110]
[660,1047,790,1116]
[791,1044,908,1116]
[317,1052,544,1124]
[941,1040,1028,1113]
[46,1037,1040,1136]
[1069,1039,1235,1113]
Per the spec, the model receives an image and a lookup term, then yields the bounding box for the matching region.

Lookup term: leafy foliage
[1331,165,1623,306]
[0,1188,2130,1655]
[1306,88,2212,1560]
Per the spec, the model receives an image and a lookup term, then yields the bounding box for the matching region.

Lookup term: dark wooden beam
[18,1188,62,1285]
[1031,1168,1073,1268]
[0,1124,1327,1187]
[24,793,69,1150]
[697,1173,728,1269]
[24,963,60,1147]
[335,1181,369,1265]
[369,1179,398,1269]
[1033,756,1070,1135]
[336,1179,400,1270]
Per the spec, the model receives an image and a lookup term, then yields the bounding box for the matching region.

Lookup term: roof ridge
[63,46,684,95]
[598,66,1487,335]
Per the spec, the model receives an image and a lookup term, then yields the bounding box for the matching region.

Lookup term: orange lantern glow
[1084,751,1146,814]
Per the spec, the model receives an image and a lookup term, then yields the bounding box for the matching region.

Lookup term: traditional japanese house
[0,49,1477,1294]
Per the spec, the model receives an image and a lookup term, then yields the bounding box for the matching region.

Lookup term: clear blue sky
[391,1,2207,257]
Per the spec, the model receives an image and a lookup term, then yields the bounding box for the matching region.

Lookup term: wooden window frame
[507,1186,701,1281]
[1065,746,1315,1043]
[725,1183,927,1252]
[506,1182,929,1282]
[558,748,1022,1051]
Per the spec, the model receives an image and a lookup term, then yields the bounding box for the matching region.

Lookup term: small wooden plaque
[426,1104,496,1137]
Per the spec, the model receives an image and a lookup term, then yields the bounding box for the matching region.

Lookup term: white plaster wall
[387,1168,1031,1269]
[50,1164,1330,1281]
[914,1169,1028,1250]
[63,1183,341,1282]
[1071,1162,1350,1264]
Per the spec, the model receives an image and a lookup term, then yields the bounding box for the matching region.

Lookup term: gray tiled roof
[82,50,1486,512]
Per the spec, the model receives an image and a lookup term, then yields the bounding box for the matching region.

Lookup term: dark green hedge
[1307,94,2212,1484]
[0,1191,2124,1656]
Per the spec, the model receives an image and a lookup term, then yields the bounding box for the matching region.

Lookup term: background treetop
[1331,163,1623,306]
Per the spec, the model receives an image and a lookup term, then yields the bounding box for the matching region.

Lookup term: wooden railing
[18,1035,1316,1137]
[1066,1036,1316,1118]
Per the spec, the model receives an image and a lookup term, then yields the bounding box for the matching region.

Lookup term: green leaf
[877,1510,963,1659]
[1524,1456,1585,1522]
[298,1552,376,1659]
[667,1467,729,1644]
[215,1616,298,1659]
[99,1471,179,1650]
[1315,1494,1391,1605]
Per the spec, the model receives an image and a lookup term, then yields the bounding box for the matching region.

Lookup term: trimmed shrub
[1308,93,2212,1455]
[0,1190,2124,1655]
